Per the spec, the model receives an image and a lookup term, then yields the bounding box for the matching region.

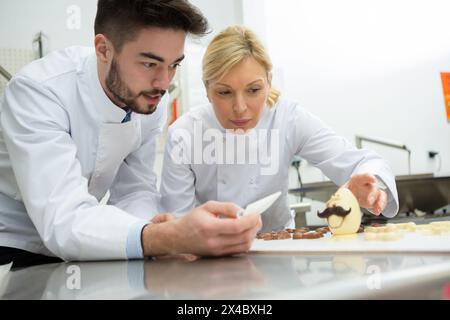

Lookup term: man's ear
[95,34,112,63]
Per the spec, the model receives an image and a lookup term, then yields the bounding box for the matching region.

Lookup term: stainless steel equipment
[290,202,312,228]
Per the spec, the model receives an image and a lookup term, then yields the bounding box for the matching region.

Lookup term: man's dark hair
[95,0,209,51]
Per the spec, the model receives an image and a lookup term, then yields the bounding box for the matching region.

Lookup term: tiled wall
[0,48,35,96]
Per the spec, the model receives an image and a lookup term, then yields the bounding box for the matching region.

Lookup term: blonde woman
[161,26,398,232]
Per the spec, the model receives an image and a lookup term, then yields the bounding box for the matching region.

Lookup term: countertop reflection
[2,253,450,300]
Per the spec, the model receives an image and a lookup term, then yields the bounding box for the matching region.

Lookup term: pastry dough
[365,222,413,240]
[364,221,450,240]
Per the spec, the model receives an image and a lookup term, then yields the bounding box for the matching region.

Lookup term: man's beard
[105,58,166,115]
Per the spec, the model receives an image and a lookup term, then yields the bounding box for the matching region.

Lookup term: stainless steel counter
[2,252,450,300]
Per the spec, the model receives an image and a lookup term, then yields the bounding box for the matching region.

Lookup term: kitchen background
[1,0,449,225]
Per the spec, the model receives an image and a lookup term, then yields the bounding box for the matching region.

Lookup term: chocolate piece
[302,231,324,239]
[315,227,330,234]
[293,231,324,239]
[371,223,385,227]
[292,232,304,240]
[275,230,291,240]
[257,232,273,240]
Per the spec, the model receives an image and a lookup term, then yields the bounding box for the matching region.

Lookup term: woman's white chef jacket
[160,98,399,232]
[0,47,167,261]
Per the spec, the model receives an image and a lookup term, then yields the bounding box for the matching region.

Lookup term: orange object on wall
[169,98,178,125]
[440,72,450,123]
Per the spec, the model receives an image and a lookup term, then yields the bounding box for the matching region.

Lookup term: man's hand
[175,201,263,256]
[142,201,262,257]
[342,173,387,216]
[151,213,177,224]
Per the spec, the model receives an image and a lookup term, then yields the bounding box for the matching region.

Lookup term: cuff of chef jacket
[126,220,148,260]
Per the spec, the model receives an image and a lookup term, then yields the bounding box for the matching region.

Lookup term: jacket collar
[85,53,130,123]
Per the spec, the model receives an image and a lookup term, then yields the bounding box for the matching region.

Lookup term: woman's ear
[206,85,212,102]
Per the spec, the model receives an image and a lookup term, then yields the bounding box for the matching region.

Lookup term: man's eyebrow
[139,52,185,64]
[173,55,185,64]
[140,52,164,62]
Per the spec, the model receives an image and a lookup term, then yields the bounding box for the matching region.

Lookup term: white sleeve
[159,125,197,215]
[108,100,168,220]
[289,105,399,218]
[1,76,145,261]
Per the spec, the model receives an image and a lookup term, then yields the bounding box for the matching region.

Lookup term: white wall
[0,0,243,51]
[190,0,243,45]
[0,0,96,52]
[244,0,450,179]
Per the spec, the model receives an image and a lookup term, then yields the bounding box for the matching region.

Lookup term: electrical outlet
[428,151,439,159]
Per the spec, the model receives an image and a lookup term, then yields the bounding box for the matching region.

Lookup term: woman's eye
[248,88,261,94]
[218,91,231,96]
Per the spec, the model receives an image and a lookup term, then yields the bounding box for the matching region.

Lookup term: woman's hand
[342,173,388,216]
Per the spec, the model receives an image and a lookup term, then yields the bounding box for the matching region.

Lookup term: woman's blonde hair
[202,25,280,107]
